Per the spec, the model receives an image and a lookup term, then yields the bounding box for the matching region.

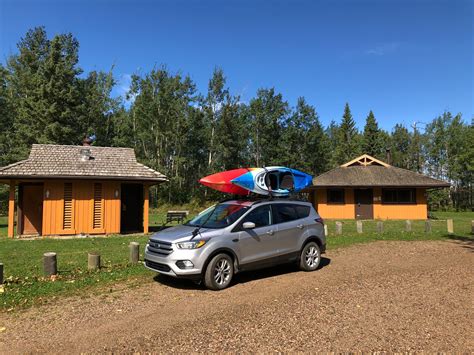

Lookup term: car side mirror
[242,221,256,229]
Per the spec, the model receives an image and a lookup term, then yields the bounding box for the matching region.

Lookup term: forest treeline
[0,28,472,210]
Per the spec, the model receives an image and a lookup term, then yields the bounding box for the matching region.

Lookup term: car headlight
[176,240,207,249]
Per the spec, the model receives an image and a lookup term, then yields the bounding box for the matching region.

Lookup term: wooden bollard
[471,220,474,235]
[323,224,328,237]
[377,221,383,234]
[129,242,140,264]
[447,219,454,234]
[425,220,432,233]
[406,220,412,232]
[335,221,342,235]
[88,252,101,270]
[0,262,3,285]
[356,220,363,234]
[43,252,57,276]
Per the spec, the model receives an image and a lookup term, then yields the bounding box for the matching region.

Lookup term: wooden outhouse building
[308,154,449,220]
[0,144,167,237]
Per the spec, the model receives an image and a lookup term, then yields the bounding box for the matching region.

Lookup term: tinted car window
[241,205,272,228]
[273,204,299,224]
[186,203,249,229]
[295,205,310,218]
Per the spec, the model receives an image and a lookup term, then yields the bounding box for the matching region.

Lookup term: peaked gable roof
[0,144,167,182]
[313,154,449,188]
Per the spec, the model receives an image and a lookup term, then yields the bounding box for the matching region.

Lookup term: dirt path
[1,240,473,353]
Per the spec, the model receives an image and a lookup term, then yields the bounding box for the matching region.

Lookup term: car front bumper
[144,244,205,280]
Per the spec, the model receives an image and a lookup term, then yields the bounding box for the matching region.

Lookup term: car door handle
[297,224,304,229]
[266,230,274,236]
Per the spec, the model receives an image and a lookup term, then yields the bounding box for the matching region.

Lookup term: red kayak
[199,168,251,195]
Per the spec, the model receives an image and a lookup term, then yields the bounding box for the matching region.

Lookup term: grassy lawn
[0,210,472,311]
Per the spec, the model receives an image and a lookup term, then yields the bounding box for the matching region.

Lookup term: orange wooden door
[22,185,44,235]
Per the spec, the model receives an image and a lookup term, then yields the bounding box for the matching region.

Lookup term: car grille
[147,240,173,256]
[145,259,171,272]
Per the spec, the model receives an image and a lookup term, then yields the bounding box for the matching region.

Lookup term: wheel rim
[305,245,320,268]
[214,258,231,286]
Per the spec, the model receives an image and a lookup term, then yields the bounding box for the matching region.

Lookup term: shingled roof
[312,154,449,188]
[0,144,167,182]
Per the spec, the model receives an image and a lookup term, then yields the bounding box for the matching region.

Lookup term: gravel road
[1,240,473,353]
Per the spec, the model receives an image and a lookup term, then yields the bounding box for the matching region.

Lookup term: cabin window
[93,183,103,229]
[63,183,73,230]
[382,188,416,204]
[327,189,345,204]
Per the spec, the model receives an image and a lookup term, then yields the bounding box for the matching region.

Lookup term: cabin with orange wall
[0,144,166,237]
[308,154,449,220]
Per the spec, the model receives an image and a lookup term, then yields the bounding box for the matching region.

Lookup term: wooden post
[377,221,383,234]
[447,219,454,234]
[425,220,432,233]
[471,220,474,235]
[129,242,140,263]
[335,221,342,235]
[405,220,412,232]
[7,182,15,238]
[356,220,363,234]
[43,252,57,276]
[143,185,149,234]
[0,263,3,285]
[323,224,328,237]
[88,252,101,270]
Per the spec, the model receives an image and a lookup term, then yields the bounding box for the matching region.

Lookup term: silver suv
[144,199,326,290]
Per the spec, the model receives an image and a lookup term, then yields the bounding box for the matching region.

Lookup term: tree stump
[88,252,101,271]
[129,242,140,264]
[377,221,383,234]
[425,220,432,233]
[405,220,412,232]
[447,219,454,234]
[356,220,363,234]
[43,252,57,276]
[335,221,342,235]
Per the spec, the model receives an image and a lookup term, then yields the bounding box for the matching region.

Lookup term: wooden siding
[8,181,15,238]
[315,188,355,219]
[42,180,121,236]
[373,188,427,220]
[314,187,427,220]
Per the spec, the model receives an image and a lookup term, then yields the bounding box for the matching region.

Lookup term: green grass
[0,210,472,311]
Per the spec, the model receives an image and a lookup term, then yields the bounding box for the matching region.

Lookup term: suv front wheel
[299,242,321,271]
[204,253,234,290]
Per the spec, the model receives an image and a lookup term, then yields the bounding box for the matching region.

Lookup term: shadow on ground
[447,234,474,252]
[153,257,331,290]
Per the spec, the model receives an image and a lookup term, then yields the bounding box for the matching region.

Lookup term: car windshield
[185,203,249,229]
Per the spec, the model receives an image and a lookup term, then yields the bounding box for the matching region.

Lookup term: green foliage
[362,110,384,158]
[332,103,361,165]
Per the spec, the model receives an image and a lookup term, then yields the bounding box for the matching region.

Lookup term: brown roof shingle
[313,165,449,188]
[0,144,167,182]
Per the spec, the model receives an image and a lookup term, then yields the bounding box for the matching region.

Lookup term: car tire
[204,253,234,290]
[299,242,321,271]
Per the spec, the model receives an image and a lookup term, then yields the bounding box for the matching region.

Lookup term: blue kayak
[230,166,313,196]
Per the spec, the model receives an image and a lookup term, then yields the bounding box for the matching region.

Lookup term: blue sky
[1,0,472,131]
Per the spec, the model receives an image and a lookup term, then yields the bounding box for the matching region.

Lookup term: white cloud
[366,42,401,56]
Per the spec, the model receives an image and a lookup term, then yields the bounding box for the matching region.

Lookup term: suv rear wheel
[204,253,234,290]
[299,242,321,271]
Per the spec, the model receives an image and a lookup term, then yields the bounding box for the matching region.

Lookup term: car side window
[295,205,310,218]
[273,204,299,224]
[241,205,272,228]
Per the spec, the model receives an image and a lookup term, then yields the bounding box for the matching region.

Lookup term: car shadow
[446,234,474,253]
[152,256,331,290]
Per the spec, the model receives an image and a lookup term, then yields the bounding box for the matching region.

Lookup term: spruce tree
[332,103,360,165]
[362,110,383,158]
